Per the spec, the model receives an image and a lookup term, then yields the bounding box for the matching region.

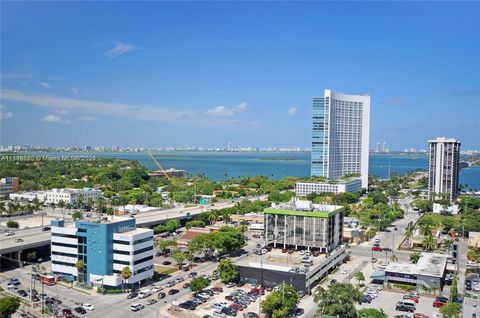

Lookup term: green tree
[189,276,210,292]
[440,302,462,318]
[155,239,177,254]
[72,211,83,220]
[217,258,239,283]
[26,251,37,262]
[0,296,21,318]
[165,219,180,232]
[467,250,480,262]
[58,200,66,220]
[121,266,132,292]
[405,224,414,248]
[354,271,365,286]
[358,308,388,318]
[424,235,437,251]
[314,283,362,318]
[75,260,85,284]
[77,193,84,209]
[6,220,19,229]
[410,252,421,264]
[172,249,187,269]
[261,283,298,318]
[450,274,458,301]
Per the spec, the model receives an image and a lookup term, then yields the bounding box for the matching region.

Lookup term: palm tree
[443,239,453,253]
[121,266,132,292]
[32,197,41,212]
[95,197,105,214]
[66,202,72,216]
[87,198,94,211]
[75,260,85,284]
[58,200,66,220]
[77,194,84,210]
[424,235,437,252]
[405,225,414,249]
[0,201,6,215]
[208,212,218,225]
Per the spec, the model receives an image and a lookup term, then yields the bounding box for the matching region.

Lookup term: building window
[134,237,153,245]
[113,240,130,245]
[133,255,153,265]
[133,246,153,255]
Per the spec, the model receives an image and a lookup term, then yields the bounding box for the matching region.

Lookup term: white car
[82,304,95,311]
[211,303,225,310]
[213,310,226,318]
[152,286,163,293]
[5,231,15,236]
[130,303,144,311]
[467,261,479,267]
[341,270,348,275]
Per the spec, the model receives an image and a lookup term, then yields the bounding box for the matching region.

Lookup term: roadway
[0,197,266,255]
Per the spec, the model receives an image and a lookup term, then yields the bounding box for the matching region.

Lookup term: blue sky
[1,1,479,150]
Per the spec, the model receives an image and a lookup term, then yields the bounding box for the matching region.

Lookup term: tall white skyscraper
[428,137,461,202]
[311,89,371,188]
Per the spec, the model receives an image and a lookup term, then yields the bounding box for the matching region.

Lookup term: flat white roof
[428,137,459,143]
[385,253,447,278]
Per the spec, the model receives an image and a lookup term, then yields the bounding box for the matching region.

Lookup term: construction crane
[147,151,171,180]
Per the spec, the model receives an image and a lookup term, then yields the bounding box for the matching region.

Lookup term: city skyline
[1,2,479,149]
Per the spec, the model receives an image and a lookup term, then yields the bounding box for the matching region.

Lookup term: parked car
[130,303,144,311]
[166,281,176,287]
[396,300,416,313]
[213,310,226,318]
[157,292,166,299]
[152,286,163,293]
[230,303,243,311]
[246,313,259,318]
[226,282,236,288]
[189,271,198,278]
[146,299,157,305]
[362,295,372,303]
[42,226,51,231]
[433,296,449,308]
[62,309,73,318]
[372,246,382,251]
[403,295,419,303]
[329,279,337,286]
[222,306,238,316]
[5,230,15,236]
[82,303,94,311]
[413,314,429,318]
[74,307,86,314]
[179,301,196,310]
[162,261,172,265]
[168,289,179,295]
[127,291,138,299]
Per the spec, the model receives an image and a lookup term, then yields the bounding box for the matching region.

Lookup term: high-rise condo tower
[311,89,371,188]
[428,137,461,202]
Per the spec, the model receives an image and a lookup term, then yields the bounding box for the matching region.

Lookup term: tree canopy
[0,296,21,318]
[261,283,299,318]
[314,283,363,318]
[217,258,239,283]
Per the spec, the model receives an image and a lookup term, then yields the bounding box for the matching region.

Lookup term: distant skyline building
[428,137,461,202]
[375,142,380,153]
[311,89,371,188]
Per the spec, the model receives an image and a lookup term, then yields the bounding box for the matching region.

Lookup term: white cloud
[79,116,98,122]
[106,42,140,58]
[0,105,13,120]
[234,102,249,112]
[70,87,79,95]
[39,82,51,88]
[42,114,62,122]
[287,107,298,116]
[1,89,233,126]
[205,106,235,117]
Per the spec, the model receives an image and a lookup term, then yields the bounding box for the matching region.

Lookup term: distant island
[259,157,298,161]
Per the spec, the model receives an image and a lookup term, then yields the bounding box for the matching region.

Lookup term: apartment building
[295,178,362,196]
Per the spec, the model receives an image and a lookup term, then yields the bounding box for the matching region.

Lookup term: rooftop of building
[264,199,343,217]
[75,216,135,226]
[385,253,447,278]
[296,177,362,185]
[235,247,329,273]
[114,227,152,237]
[428,137,460,143]
[49,187,101,193]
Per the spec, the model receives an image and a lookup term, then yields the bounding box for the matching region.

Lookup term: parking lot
[357,288,441,317]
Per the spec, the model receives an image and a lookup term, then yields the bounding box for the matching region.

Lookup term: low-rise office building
[0,177,19,197]
[45,188,102,205]
[295,178,362,196]
[383,253,448,289]
[50,217,154,288]
[10,188,101,206]
[264,199,343,252]
[148,168,187,179]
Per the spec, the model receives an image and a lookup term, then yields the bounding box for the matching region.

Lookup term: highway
[0,197,266,255]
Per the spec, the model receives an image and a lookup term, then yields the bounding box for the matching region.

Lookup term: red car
[413,314,429,318]
[403,295,419,303]
[62,309,73,318]
[230,303,243,311]
[433,296,449,308]
[372,246,382,252]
